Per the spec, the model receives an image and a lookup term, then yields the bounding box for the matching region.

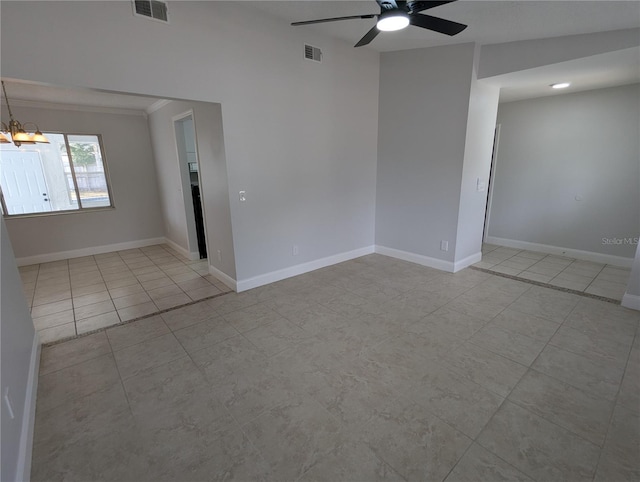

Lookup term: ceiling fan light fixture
[377,10,409,31]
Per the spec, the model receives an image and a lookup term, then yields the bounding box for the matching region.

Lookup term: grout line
[41,289,233,347]
[38,244,230,345]
[104,328,136,417]
[469,266,622,305]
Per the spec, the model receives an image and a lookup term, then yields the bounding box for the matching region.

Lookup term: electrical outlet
[440,240,449,252]
[292,245,299,256]
[217,250,221,262]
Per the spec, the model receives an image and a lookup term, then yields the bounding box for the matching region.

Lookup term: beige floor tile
[108,283,145,299]
[177,276,216,291]
[477,401,600,481]
[135,270,168,283]
[71,282,108,297]
[532,345,624,402]
[444,443,533,482]
[470,325,547,366]
[37,353,121,413]
[76,311,121,335]
[185,285,223,301]
[104,276,140,290]
[508,370,615,446]
[585,281,627,301]
[29,245,639,482]
[112,333,186,380]
[443,341,528,397]
[73,300,116,321]
[32,291,71,307]
[31,299,73,318]
[170,270,202,283]
[106,316,170,351]
[153,292,192,311]
[112,291,152,310]
[141,276,175,291]
[173,317,239,354]
[33,309,75,331]
[72,291,111,308]
[548,275,592,291]
[39,332,111,375]
[489,265,522,276]
[117,301,159,322]
[37,322,77,344]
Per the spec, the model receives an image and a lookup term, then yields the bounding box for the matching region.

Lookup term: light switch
[239,191,246,202]
[476,178,486,192]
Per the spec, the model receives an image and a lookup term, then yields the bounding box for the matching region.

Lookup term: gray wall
[488,84,640,258]
[1,104,165,260]
[479,28,640,79]
[148,101,237,280]
[1,217,37,481]
[455,67,501,263]
[375,43,476,263]
[0,1,379,283]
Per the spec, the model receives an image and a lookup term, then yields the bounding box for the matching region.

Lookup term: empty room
[1,1,639,481]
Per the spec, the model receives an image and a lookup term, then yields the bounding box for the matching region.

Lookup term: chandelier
[1,81,50,147]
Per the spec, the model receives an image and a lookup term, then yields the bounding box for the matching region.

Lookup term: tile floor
[476,244,632,301]
[19,244,231,344]
[31,254,639,481]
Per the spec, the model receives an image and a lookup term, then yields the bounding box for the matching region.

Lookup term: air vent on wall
[304,44,322,62]
[133,0,169,23]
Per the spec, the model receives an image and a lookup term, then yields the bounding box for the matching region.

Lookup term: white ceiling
[495,47,640,102]
[1,1,639,106]
[257,0,640,101]
[0,80,162,114]
[255,0,640,52]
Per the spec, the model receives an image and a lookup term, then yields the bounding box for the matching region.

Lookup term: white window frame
[0,132,115,218]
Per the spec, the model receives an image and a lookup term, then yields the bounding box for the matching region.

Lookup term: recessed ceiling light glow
[377,10,410,31]
[551,82,571,89]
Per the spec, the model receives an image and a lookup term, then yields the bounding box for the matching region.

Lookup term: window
[0,133,113,216]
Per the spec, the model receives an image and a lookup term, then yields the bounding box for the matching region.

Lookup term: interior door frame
[483,123,501,243]
[172,109,209,260]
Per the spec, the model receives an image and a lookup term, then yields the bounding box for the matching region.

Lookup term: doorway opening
[174,113,207,259]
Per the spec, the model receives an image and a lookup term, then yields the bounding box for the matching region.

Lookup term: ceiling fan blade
[409,13,467,35]
[354,24,381,47]
[292,14,375,26]
[408,1,457,13]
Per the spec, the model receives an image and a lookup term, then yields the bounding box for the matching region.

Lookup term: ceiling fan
[292,0,467,47]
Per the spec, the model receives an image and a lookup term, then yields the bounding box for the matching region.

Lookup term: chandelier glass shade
[1,81,50,147]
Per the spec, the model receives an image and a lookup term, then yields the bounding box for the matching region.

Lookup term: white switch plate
[476,178,486,192]
[292,245,299,256]
[239,191,246,202]
[440,240,449,251]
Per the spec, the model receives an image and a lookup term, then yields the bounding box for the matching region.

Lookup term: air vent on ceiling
[133,0,169,23]
[304,44,322,63]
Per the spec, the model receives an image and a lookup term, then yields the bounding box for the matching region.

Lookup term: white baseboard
[16,333,41,482]
[236,246,375,292]
[454,252,482,273]
[375,245,455,273]
[15,237,166,266]
[484,236,634,268]
[163,237,199,261]
[208,265,237,292]
[622,293,640,311]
